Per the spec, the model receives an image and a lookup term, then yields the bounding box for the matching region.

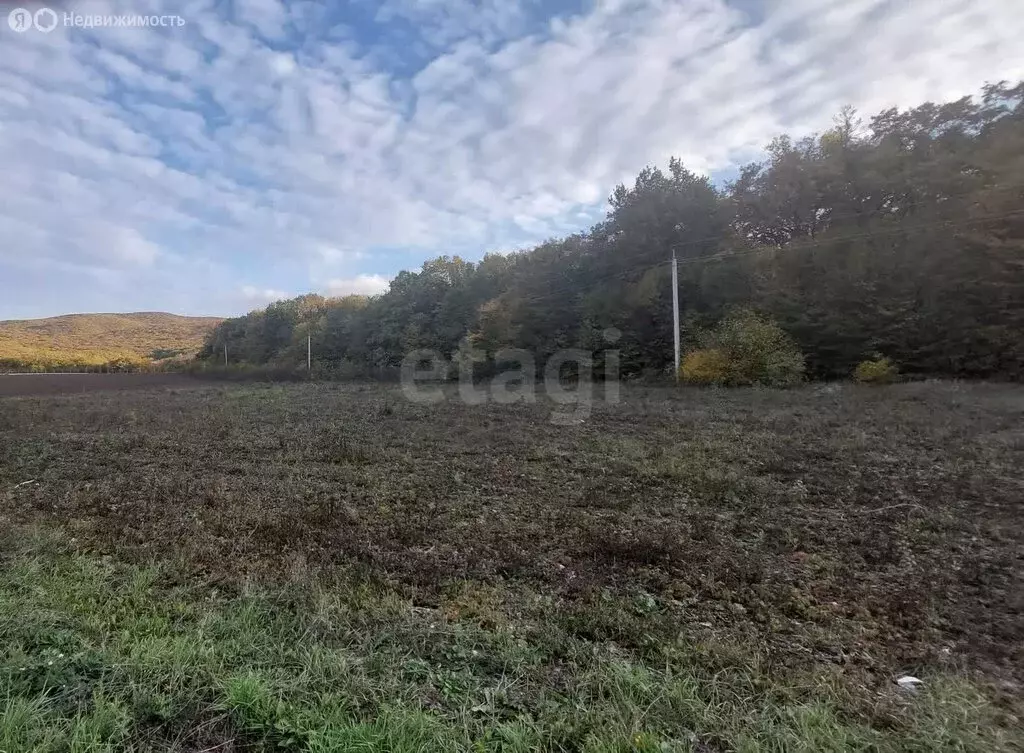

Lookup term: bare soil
[1,380,1021,708]
[0,373,208,397]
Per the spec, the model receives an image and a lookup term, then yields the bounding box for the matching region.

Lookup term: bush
[854,357,899,384]
[682,309,805,387]
[680,348,730,385]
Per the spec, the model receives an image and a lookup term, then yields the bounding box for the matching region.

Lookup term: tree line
[200,82,1024,381]
[0,351,150,374]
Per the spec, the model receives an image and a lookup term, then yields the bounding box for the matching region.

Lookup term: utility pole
[224,343,228,367]
[672,249,680,380]
[307,334,312,372]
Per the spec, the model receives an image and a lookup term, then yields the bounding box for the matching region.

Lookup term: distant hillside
[0,312,223,370]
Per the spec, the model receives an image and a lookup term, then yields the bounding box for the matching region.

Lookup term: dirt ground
[1,380,1022,710]
[0,373,208,397]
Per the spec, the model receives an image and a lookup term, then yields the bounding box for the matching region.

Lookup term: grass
[0,530,1011,752]
[0,381,1021,751]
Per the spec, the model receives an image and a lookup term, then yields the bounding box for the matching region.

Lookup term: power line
[676,207,1024,269]
[492,183,1024,309]
[216,183,1024,330]
[505,207,1024,309]
[209,186,1024,355]
[503,180,1024,295]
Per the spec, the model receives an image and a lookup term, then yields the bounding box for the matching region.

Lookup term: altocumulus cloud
[2,0,1023,318]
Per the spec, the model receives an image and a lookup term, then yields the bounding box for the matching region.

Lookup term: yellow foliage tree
[680,348,731,385]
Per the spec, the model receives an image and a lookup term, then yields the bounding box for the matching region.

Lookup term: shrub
[854,357,899,384]
[680,348,730,385]
[684,309,805,387]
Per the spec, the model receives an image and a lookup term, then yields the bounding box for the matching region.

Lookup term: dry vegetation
[0,312,222,371]
[0,381,1021,751]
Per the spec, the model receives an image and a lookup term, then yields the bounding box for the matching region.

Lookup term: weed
[0,382,1021,750]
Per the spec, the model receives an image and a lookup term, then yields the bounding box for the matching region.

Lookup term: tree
[200,83,1024,382]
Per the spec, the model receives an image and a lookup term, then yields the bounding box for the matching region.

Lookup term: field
[0,381,1021,751]
[0,374,208,397]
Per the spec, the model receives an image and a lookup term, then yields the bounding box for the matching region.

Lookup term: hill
[0,312,223,371]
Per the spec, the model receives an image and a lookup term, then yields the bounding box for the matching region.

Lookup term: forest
[0,313,221,373]
[201,83,1024,381]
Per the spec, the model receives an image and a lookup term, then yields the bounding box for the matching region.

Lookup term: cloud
[237,0,292,41]
[325,274,391,297]
[241,285,292,303]
[374,0,533,49]
[1,0,1023,318]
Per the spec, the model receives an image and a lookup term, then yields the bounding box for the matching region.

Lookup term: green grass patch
[0,527,1015,752]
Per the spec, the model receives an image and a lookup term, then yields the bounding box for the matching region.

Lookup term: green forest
[201,83,1024,382]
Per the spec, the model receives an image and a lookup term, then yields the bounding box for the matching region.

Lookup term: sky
[1,0,1023,320]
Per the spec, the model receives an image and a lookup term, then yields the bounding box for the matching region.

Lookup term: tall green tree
[201,83,1024,381]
